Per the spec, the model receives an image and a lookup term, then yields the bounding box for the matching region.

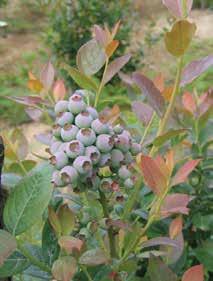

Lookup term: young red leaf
[40,61,55,90]
[53,80,66,102]
[132,101,154,126]
[93,24,108,47]
[140,155,168,195]
[165,150,175,174]
[28,79,43,93]
[6,96,47,106]
[181,55,213,86]
[169,216,183,239]
[132,72,165,117]
[198,91,213,116]
[105,40,119,58]
[154,155,170,179]
[182,91,196,113]
[59,236,84,254]
[171,159,201,186]
[153,73,164,92]
[182,265,204,281]
[103,53,131,85]
[161,193,190,217]
[162,0,193,18]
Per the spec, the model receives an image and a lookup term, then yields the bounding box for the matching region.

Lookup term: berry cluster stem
[98,189,117,259]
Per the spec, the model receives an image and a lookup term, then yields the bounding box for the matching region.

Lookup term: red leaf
[93,25,109,47]
[140,155,167,195]
[161,194,190,217]
[40,61,55,90]
[25,107,43,121]
[103,54,131,85]
[153,73,164,92]
[162,0,193,18]
[118,71,134,85]
[169,216,183,239]
[181,55,213,86]
[59,236,84,254]
[6,96,47,106]
[142,237,179,249]
[182,92,196,114]
[172,159,201,186]
[182,265,204,281]
[53,80,67,102]
[132,101,154,126]
[132,72,165,117]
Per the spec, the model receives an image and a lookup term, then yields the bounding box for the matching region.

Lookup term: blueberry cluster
[50,90,141,193]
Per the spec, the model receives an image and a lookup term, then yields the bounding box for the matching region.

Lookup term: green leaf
[194,240,213,272]
[57,204,75,236]
[147,256,178,281]
[165,20,196,57]
[153,129,188,147]
[52,256,77,281]
[0,230,17,267]
[77,39,106,75]
[61,63,98,93]
[192,213,213,231]
[0,251,30,278]
[1,173,22,188]
[3,163,53,236]
[79,248,108,266]
[9,160,37,175]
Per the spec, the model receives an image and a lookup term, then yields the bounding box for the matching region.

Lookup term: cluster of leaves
[0,0,213,280]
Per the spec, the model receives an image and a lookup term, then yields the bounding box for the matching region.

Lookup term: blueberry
[91,118,110,134]
[99,153,111,167]
[61,124,79,142]
[52,124,61,138]
[115,134,131,153]
[113,124,124,134]
[75,111,93,128]
[76,128,96,146]
[118,165,131,180]
[50,141,63,154]
[111,149,124,168]
[54,100,68,115]
[96,134,114,153]
[85,146,101,165]
[68,94,86,114]
[51,170,65,187]
[124,178,134,188]
[131,142,141,155]
[124,151,133,164]
[60,166,78,185]
[50,151,68,169]
[56,112,74,127]
[73,156,92,174]
[65,140,84,158]
[86,106,98,119]
[100,178,113,193]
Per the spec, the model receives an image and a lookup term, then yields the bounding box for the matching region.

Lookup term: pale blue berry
[50,141,63,154]
[73,156,92,174]
[56,112,74,127]
[87,106,98,119]
[50,151,68,169]
[52,124,61,138]
[76,128,96,146]
[118,165,131,180]
[111,149,124,168]
[115,134,131,153]
[65,140,84,158]
[54,100,68,115]
[99,153,111,167]
[113,124,124,134]
[131,142,141,155]
[68,94,86,114]
[85,146,101,165]
[96,134,114,153]
[60,166,78,185]
[75,111,93,128]
[124,151,133,164]
[91,118,110,134]
[61,124,79,142]
[51,170,65,187]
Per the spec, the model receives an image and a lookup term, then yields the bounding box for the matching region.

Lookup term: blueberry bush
[0,0,213,281]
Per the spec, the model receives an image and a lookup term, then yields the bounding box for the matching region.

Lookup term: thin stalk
[80,265,93,281]
[94,58,109,108]
[149,56,184,157]
[98,189,117,259]
[140,112,155,145]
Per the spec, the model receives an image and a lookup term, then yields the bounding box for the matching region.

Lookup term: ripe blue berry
[68,94,86,114]
[124,178,134,188]
[91,118,110,134]
[65,140,84,158]
[73,156,92,174]
[75,111,93,128]
[85,146,101,165]
[56,112,74,127]
[131,142,141,155]
[50,151,68,169]
[51,171,65,187]
[118,165,131,180]
[76,128,96,146]
[60,166,78,185]
[52,124,61,138]
[54,100,68,115]
[99,153,111,167]
[61,124,79,142]
[96,134,114,153]
[111,149,124,168]
[87,106,98,119]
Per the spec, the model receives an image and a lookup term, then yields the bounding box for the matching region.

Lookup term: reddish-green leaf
[40,61,55,90]
[162,0,193,18]
[132,101,154,126]
[93,25,109,47]
[161,193,190,217]
[77,39,106,76]
[105,40,119,57]
[48,206,61,236]
[142,237,179,249]
[58,236,84,254]
[171,159,201,186]
[6,96,47,106]
[79,248,108,266]
[169,216,183,239]
[0,230,17,267]
[182,91,196,113]
[52,256,77,281]
[132,73,165,117]
[103,54,131,85]
[165,20,196,57]
[182,265,204,281]
[53,80,66,102]
[181,55,213,86]
[57,204,75,236]
[140,155,167,195]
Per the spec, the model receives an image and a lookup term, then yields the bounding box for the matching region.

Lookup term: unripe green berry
[113,124,124,134]
[75,111,93,128]
[65,140,84,158]
[73,156,92,174]
[76,128,96,146]
[61,124,79,142]
[96,134,114,153]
